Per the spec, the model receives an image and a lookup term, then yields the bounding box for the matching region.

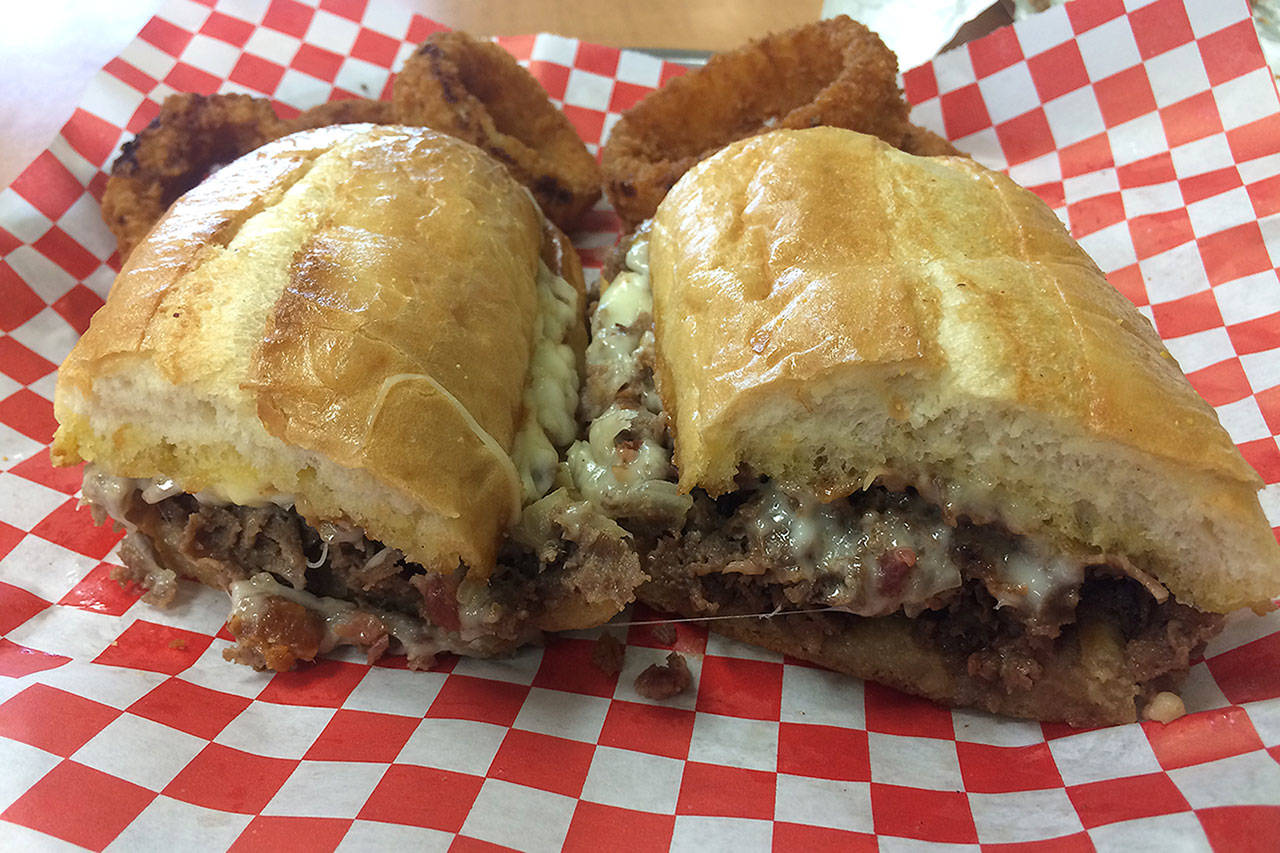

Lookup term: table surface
[0,1,1014,191]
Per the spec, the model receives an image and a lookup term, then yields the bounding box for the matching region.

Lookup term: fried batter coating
[393,31,603,232]
[602,16,948,228]
[282,98,397,134]
[899,124,961,157]
[103,33,603,258]
[101,93,286,260]
[101,96,398,262]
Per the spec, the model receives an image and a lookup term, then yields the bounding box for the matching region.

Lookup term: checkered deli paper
[0,0,1278,848]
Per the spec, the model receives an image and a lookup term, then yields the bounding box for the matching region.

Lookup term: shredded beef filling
[644,487,1222,701]
[591,632,626,676]
[120,494,310,598]
[634,651,692,699]
[106,483,640,669]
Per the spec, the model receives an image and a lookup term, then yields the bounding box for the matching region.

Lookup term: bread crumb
[591,632,625,676]
[1142,691,1186,724]
[635,651,691,700]
[168,638,187,651]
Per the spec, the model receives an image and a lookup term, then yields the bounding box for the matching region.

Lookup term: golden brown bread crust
[64,126,343,386]
[55,124,582,576]
[250,129,546,571]
[648,127,1280,613]
[651,128,1246,492]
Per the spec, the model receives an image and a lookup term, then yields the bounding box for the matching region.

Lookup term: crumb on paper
[168,638,187,651]
[635,651,692,700]
[1142,691,1186,724]
[591,632,625,676]
[651,621,677,645]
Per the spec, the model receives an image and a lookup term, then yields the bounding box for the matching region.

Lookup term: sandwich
[53,124,642,671]
[570,126,1280,725]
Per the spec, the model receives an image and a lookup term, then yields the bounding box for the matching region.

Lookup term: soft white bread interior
[53,124,581,578]
[648,127,1280,614]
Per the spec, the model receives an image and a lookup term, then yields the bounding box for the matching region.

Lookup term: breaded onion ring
[602,16,948,228]
[102,34,603,257]
[392,31,602,232]
[282,98,397,134]
[899,124,961,157]
[101,93,285,260]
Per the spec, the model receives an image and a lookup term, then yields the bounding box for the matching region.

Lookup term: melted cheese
[511,260,582,502]
[747,482,1089,618]
[749,483,960,616]
[582,239,663,416]
[986,542,1085,613]
[227,572,518,666]
[567,235,691,523]
[567,408,690,521]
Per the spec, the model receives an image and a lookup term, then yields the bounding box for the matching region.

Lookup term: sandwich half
[571,126,1280,725]
[53,124,642,670]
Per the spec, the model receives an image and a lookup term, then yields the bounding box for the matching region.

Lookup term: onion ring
[392,31,602,232]
[899,124,961,157]
[102,96,397,261]
[101,93,286,260]
[601,16,954,228]
[103,33,604,259]
[282,98,397,134]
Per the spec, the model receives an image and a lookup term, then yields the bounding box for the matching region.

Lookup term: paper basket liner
[0,0,1277,848]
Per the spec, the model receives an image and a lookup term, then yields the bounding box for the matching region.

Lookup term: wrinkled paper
[822,0,1001,66]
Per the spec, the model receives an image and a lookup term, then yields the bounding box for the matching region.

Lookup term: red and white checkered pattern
[0,0,1278,848]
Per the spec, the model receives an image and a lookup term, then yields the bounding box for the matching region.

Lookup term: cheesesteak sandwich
[53,124,642,670]
[571,126,1280,725]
